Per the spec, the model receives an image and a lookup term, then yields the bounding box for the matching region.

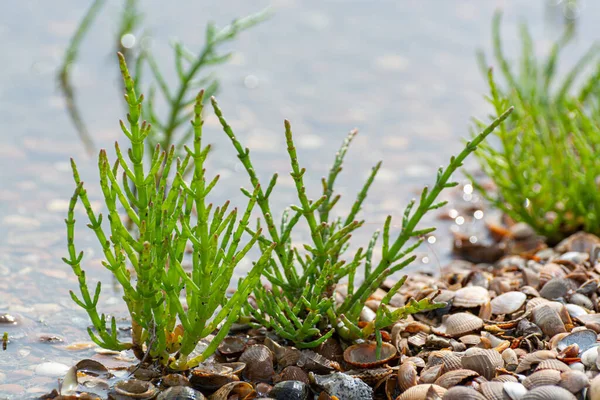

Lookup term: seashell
[558,370,589,394]
[265,338,301,368]
[189,364,239,392]
[427,351,453,367]
[238,345,275,383]
[525,297,550,311]
[316,338,344,363]
[409,332,429,347]
[419,364,443,384]
[501,349,518,372]
[531,305,566,337]
[522,369,561,389]
[564,304,588,319]
[76,359,112,379]
[309,372,373,400]
[343,342,396,368]
[436,313,483,338]
[397,384,447,400]
[556,329,597,355]
[556,232,600,253]
[459,335,482,346]
[453,286,490,308]
[515,351,557,374]
[568,362,585,372]
[208,381,255,400]
[502,382,527,400]
[492,374,518,383]
[157,386,206,400]
[520,385,576,400]
[538,263,567,286]
[360,306,377,322]
[479,382,508,400]
[217,336,247,359]
[461,348,504,380]
[576,279,598,295]
[405,356,426,368]
[434,369,479,388]
[160,373,191,388]
[273,366,309,385]
[398,361,419,392]
[441,386,486,400]
[580,346,600,369]
[441,353,464,373]
[298,350,341,373]
[256,382,273,397]
[268,381,311,400]
[346,367,392,385]
[567,293,594,310]
[589,374,600,400]
[491,292,527,315]
[539,278,577,300]
[533,359,569,372]
[574,313,600,326]
[109,379,159,399]
[479,301,492,320]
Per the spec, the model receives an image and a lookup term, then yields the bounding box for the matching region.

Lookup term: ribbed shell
[558,370,589,394]
[522,369,561,390]
[441,353,464,373]
[461,349,504,380]
[434,369,479,388]
[521,385,576,400]
[397,384,447,400]
[534,359,569,372]
[397,362,419,392]
[479,382,509,400]
[441,386,486,400]
[515,350,557,374]
[238,345,275,382]
[453,286,490,308]
[531,305,566,337]
[439,313,483,338]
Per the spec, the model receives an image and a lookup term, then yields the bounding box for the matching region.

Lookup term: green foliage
[214,95,513,347]
[63,54,273,369]
[470,12,600,244]
[58,1,268,159]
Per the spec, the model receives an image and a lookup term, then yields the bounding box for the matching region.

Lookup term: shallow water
[0,0,598,397]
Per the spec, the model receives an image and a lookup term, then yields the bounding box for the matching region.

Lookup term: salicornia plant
[469,12,600,243]
[213,96,513,348]
[63,54,273,369]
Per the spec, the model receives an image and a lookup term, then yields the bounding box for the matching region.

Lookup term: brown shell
[264,337,301,369]
[531,304,566,337]
[523,369,561,390]
[459,335,482,346]
[111,379,159,399]
[534,359,570,372]
[397,361,419,392]
[208,381,256,400]
[441,386,486,400]
[492,374,518,383]
[520,385,577,400]
[217,336,247,358]
[238,344,275,383]
[479,382,507,400]
[298,350,341,373]
[440,353,464,373]
[434,369,479,388]
[501,348,518,371]
[559,370,589,394]
[539,278,577,300]
[453,286,490,308]
[490,291,526,315]
[343,342,396,368]
[190,364,239,392]
[272,366,309,385]
[515,350,557,374]
[346,367,392,385]
[419,364,443,384]
[397,384,447,400]
[437,313,483,338]
[460,349,503,380]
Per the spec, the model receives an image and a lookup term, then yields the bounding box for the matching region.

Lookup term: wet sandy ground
[0,0,598,396]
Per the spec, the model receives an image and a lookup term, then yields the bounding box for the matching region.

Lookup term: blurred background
[0,0,597,396]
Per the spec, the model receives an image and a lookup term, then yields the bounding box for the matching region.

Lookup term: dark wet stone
[38,334,64,343]
[0,313,17,324]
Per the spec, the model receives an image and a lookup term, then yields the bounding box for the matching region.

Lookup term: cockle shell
[397,384,446,400]
[435,313,483,337]
[490,292,527,315]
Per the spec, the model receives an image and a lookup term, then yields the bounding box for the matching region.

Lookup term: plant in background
[469,12,600,244]
[214,96,513,348]
[58,0,268,158]
[63,54,274,369]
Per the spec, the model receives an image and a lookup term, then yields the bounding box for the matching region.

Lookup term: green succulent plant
[64,54,274,369]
